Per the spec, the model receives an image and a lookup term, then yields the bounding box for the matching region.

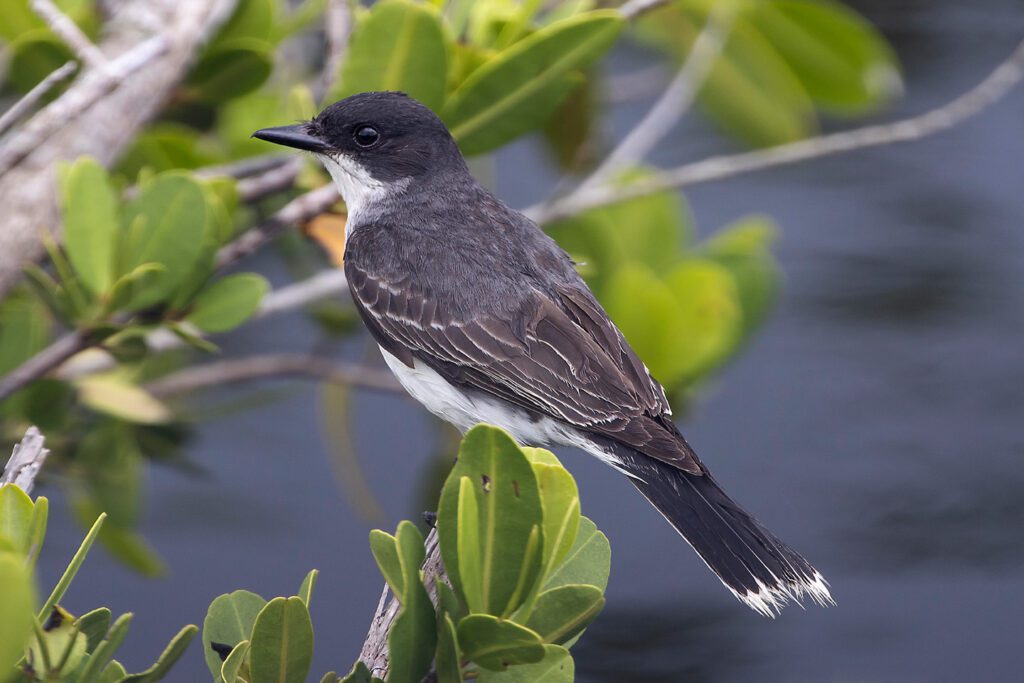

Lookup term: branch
[0,35,168,177]
[580,0,738,189]
[0,331,89,403]
[195,154,292,181]
[215,184,340,269]
[145,353,400,397]
[619,0,672,21]
[2,427,50,495]
[235,158,304,203]
[0,0,239,298]
[528,36,1024,224]
[359,528,446,678]
[314,0,353,103]
[0,62,77,136]
[31,0,108,69]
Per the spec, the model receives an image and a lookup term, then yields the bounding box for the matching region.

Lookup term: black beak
[251,124,329,153]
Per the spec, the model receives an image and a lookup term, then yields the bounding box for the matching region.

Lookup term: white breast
[379,346,625,471]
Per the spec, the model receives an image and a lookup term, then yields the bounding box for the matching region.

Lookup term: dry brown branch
[2,426,50,495]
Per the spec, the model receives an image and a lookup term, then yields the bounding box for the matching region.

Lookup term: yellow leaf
[77,376,173,424]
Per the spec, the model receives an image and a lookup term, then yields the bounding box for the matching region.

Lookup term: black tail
[608,443,833,616]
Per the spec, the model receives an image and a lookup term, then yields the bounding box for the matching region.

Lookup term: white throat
[318,153,396,236]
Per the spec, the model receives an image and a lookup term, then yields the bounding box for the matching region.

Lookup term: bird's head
[253,91,466,214]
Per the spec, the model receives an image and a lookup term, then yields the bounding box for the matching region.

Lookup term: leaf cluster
[335,425,611,683]
[0,484,195,682]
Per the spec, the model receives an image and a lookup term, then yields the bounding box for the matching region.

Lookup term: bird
[253,91,833,616]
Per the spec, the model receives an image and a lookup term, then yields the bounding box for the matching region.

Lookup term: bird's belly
[379,346,584,450]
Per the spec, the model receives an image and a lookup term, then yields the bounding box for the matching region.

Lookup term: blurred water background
[33,1,1024,680]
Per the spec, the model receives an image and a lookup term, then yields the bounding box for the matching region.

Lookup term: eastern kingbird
[254,92,832,616]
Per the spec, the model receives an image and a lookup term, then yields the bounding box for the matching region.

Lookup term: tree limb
[2,426,50,495]
[0,0,239,298]
[145,353,401,397]
[314,0,353,104]
[528,36,1024,224]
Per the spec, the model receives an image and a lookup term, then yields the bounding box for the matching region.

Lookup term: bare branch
[528,36,1024,224]
[31,0,108,69]
[579,1,739,190]
[314,0,353,103]
[195,154,292,181]
[0,35,168,177]
[256,269,349,318]
[0,331,89,403]
[0,0,239,298]
[145,353,401,397]
[619,0,672,21]
[215,184,340,269]
[0,62,77,137]
[2,427,50,495]
[236,158,304,203]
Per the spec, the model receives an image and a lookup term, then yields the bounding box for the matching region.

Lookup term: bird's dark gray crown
[305,91,467,183]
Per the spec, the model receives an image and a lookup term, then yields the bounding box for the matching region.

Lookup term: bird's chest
[378,346,567,447]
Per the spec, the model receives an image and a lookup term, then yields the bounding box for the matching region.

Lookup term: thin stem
[0,62,77,136]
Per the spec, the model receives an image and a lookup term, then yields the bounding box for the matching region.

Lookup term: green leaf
[202,590,267,680]
[297,569,318,606]
[336,0,449,110]
[187,39,275,102]
[339,662,372,683]
[98,659,129,682]
[0,483,35,555]
[39,512,105,620]
[75,607,112,653]
[60,157,120,294]
[220,640,249,683]
[33,605,88,676]
[546,176,692,291]
[753,0,901,114]
[443,11,623,155]
[438,425,545,616]
[530,459,580,581]
[249,597,314,683]
[435,613,462,683]
[77,375,173,424]
[524,585,604,644]
[121,624,197,682]
[456,614,545,671]
[476,644,573,682]
[542,517,609,592]
[117,124,220,178]
[186,273,269,333]
[368,530,405,599]
[0,290,51,376]
[26,495,48,568]
[0,551,35,674]
[72,613,133,683]
[701,216,780,336]
[387,521,436,683]
[120,173,208,309]
[214,0,276,44]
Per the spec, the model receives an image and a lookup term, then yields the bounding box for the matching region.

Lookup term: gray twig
[528,36,1024,224]
[145,353,401,397]
[2,427,50,495]
[31,0,108,69]
[0,62,77,136]
[579,1,738,189]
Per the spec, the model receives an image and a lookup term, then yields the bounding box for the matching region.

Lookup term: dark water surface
[36,3,1024,681]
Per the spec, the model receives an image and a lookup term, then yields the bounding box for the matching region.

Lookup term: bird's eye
[353,125,380,147]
